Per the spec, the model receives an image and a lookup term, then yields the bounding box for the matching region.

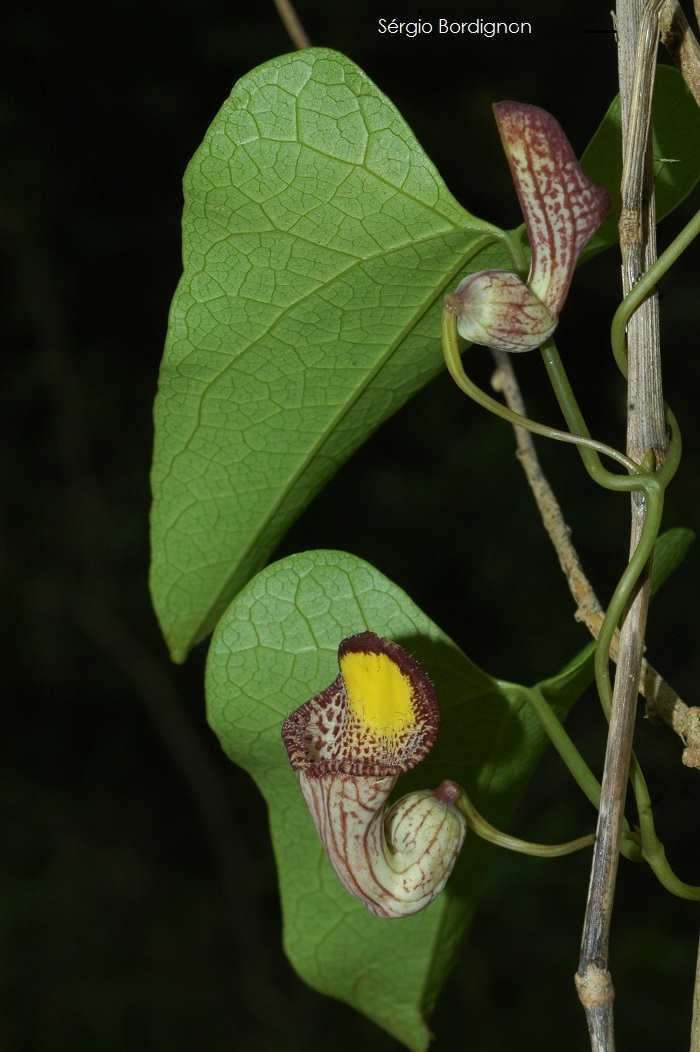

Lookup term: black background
[3,1,700,1049]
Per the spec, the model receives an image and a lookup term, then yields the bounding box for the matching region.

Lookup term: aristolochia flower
[281,632,466,918]
[449,101,611,352]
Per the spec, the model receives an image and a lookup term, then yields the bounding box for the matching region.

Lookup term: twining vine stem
[444,290,698,890]
[442,2,700,1045]
[576,1,666,1048]
[489,348,693,754]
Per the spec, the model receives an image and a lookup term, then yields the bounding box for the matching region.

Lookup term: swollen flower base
[281,632,466,918]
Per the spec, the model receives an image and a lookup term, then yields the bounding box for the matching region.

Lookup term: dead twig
[272,0,311,50]
[660,0,700,106]
[576,0,667,1047]
[490,352,698,766]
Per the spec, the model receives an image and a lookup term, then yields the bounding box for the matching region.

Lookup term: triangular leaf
[150,49,505,661]
[649,526,695,597]
[205,551,595,1049]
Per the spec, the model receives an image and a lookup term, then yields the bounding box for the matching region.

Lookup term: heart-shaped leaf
[205,550,596,1050]
[150,48,505,662]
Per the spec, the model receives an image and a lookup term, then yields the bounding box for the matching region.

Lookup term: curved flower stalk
[449,101,611,352]
[281,632,466,918]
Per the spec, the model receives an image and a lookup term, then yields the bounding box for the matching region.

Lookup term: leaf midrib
[176,230,501,646]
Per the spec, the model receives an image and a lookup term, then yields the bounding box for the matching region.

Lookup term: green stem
[539,338,660,494]
[443,233,691,895]
[521,681,602,809]
[540,337,682,490]
[603,204,700,898]
[441,307,641,474]
[521,680,641,862]
[593,477,664,721]
[540,339,633,489]
[629,755,700,900]
[455,789,595,858]
[611,206,700,378]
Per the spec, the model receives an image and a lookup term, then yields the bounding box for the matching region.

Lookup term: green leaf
[581,64,700,260]
[205,550,594,1050]
[150,48,505,661]
[649,526,695,597]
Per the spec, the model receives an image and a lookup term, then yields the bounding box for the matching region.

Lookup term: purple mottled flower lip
[282,631,440,778]
[451,102,611,353]
[281,634,466,918]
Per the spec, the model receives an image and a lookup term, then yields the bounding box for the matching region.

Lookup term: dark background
[3,1,700,1049]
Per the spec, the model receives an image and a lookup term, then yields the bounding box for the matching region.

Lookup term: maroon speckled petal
[494,101,611,316]
[282,632,439,778]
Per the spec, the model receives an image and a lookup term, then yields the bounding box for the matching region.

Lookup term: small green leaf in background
[205,550,597,1050]
[581,64,700,260]
[150,48,506,662]
[649,526,695,597]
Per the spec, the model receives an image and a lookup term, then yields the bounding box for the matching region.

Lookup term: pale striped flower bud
[452,102,611,352]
